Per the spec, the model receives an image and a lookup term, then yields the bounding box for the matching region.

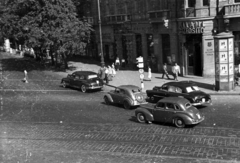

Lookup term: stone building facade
[89,0,240,77]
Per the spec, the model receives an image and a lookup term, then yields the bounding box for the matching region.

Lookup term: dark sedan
[61,71,104,93]
[146,81,211,106]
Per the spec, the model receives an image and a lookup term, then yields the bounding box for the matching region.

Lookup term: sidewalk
[58,61,240,95]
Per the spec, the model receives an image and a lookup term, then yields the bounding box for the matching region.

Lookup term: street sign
[139,69,144,74]
[140,73,144,80]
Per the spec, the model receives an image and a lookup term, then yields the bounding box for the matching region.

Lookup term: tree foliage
[0,0,93,68]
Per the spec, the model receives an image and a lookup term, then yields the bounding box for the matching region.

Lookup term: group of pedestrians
[98,63,117,84]
[162,62,181,81]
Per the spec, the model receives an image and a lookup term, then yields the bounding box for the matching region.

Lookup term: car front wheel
[123,101,131,110]
[62,81,68,88]
[104,96,110,105]
[81,85,87,93]
[174,118,185,128]
[136,112,146,123]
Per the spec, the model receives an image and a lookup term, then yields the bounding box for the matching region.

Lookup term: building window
[188,0,195,7]
[235,0,240,2]
[203,0,209,6]
[147,34,154,57]
[162,34,171,65]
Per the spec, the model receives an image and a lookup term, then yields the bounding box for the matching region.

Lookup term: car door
[164,103,176,123]
[166,86,179,97]
[152,102,167,122]
[69,73,77,87]
[111,88,122,103]
[72,75,81,88]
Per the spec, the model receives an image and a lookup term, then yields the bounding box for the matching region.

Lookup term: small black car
[61,71,104,93]
[146,81,211,106]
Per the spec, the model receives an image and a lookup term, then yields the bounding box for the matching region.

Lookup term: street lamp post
[97,0,105,66]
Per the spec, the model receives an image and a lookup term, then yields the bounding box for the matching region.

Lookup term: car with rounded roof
[61,71,104,93]
[104,85,147,109]
[135,97,204,128]
[146,81,211,106]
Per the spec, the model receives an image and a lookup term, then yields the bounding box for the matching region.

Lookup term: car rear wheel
[174,118,185,128]
[62,81,68,88]
[81,85,87,93]
[136,112,146,123]
[123,101,131,110]
[104,96,110,105]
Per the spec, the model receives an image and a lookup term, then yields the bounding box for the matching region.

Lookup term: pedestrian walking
[23,70,28,83]
[108,65,113,81]
[172,62,181,81]
[105,66,109,84]
[148,66,152,81]
[115,57,120,71]
[112,64,116,77]
[162,63,170,79]
[98,65,105,81]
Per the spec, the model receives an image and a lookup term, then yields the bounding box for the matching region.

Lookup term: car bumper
[133,101,148,106]
[87,85,103,90]
[191,116,205,125]
[192,99,212,106]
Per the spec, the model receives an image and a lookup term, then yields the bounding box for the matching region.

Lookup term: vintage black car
[104,85,147,109]
[61,71,104,92]
[135,97,205,128]
[146,81,211,106]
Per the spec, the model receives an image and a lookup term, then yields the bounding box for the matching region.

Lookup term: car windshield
[185,102,191,108]
[185,86,200,93]
[87,74,98,79]
[132,89,141,93]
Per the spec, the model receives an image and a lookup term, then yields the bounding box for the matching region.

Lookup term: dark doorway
[136,34,142,57]
[185,34,202,76]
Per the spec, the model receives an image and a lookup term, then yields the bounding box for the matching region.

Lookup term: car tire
[104,96,110,105]
[174,118,185,128]
[136,112,146,123]
[81,85,87,93]
[123,101,131,110]
[62,81,68,88]
[150,96,155,101]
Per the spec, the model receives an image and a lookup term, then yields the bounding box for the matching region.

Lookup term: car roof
[163,81,196,88]
[118,85,140,89]
[159,97,189,104]
[73,71,97,75]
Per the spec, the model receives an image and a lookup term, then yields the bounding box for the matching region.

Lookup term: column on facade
[115,34,123,60]
[141,33,148,68]
[202,34,215,77]
[153,32,162,72]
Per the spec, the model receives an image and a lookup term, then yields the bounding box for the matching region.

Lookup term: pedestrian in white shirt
[172,63,180,81]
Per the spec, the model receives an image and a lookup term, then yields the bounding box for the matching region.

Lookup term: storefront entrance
[185,34,202,76]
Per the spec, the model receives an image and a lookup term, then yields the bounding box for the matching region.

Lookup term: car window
[75,75,80,80]
[120,89,125,94]
[168,86,176,93]
[176,87,182,93]
[175,105,181,111]
[192,86,200,91]
[115,88,120,93]
[161,85,168,91]
[156,102,165,109]
[166,103,175,110]
[79,75,85,80]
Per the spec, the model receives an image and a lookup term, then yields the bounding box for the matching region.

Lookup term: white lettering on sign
[179,21,205,34]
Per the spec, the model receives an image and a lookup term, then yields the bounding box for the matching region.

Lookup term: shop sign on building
[204,39,214,56]
[179,21,205,34]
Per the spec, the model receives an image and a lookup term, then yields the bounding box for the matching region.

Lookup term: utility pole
[97,0,105,66]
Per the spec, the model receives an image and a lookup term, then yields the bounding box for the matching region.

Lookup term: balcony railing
[148,10,170,21]
[224,4,240,15]
[178,7,212,18]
